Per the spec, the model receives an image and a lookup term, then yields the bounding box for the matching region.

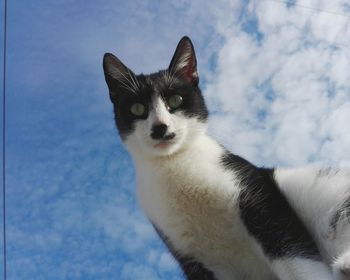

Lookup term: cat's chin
[151,140,182,157]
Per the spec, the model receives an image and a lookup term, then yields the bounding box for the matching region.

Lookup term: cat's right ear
[103,53,137,102]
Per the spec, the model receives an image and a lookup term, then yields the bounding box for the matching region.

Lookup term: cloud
[5,1,236,279]
[206,0,350,167]
[5,0,350,279]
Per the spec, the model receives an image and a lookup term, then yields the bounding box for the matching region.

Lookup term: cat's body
[276,167,350,277]
[103,37,350,279]
[135,136,277,280]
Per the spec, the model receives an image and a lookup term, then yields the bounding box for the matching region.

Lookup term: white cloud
[206,0,350,167]
[8,1,350,279]
[121,263,160,280]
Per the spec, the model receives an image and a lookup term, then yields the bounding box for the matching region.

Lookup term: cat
[102,36,350,280]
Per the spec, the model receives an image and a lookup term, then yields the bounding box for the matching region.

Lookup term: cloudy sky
[2,0,350,279]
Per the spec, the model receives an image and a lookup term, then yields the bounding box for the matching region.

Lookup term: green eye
[168,94,183,109]
[130,103,146,116]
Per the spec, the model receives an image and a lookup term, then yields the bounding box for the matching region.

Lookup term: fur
[103,36,350,279]
[275,168,350,278]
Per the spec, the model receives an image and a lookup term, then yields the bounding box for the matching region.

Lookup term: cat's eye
[168,94,183,109]
[130,103,146,116]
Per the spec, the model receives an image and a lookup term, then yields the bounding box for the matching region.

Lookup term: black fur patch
[111,75,152,139]
[103,37,208,141]
[153,225,217,280]
[109,71,208,140]
[221,152,322,260]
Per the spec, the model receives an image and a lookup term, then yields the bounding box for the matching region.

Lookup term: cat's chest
[136,155,274,279]
[137,150,238,242]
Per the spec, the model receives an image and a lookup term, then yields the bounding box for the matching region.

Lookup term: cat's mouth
[153,133,176,149]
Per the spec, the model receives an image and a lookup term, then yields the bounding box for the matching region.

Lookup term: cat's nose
[151,123,168,139]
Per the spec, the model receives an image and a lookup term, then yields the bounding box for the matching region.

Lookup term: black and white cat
[103,36,350,280]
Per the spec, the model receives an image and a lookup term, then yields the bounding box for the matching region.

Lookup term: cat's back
[275,167,350,262]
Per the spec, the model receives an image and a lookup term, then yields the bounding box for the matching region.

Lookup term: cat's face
[103,37,208,157]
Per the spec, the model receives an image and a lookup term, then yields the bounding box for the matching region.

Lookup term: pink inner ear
[183,57,198,85]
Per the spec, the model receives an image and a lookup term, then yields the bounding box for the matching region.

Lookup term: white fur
[125,96,196,157]
[122,97,340,279]
[272,258,333,280]
[275,167,350,277]
[132,134,276,279]
[123,97,276,279]
[333,251,350,280]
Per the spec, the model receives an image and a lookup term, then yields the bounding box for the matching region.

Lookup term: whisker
[127,69,139,91]
[132,70,140,88]
[116,70,138,95]
[117,79,136,94]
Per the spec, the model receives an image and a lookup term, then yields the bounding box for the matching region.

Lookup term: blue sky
[2,0,350,279]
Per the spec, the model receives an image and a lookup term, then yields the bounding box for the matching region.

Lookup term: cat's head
[103,36,208,158]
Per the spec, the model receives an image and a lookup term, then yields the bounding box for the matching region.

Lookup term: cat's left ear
[168,36,199,86]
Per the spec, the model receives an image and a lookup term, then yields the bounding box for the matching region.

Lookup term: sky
[2,0,350,279]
